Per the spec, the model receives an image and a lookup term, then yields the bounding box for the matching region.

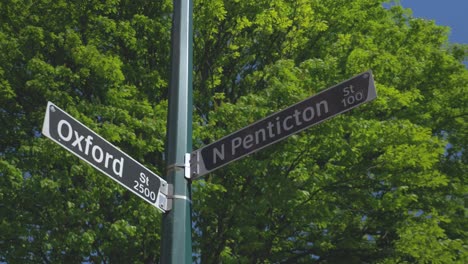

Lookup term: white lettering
[293,109,302,126]
[71,131,84,152]
[267,122,275,138]
[283,116,293,131]
[140,172,149,186]
[57,120,73,141]
[213,144,225,164]
[243,134,254,149]
[302,106,315,122]
[84,135,93,155]
[232,137,242,155]
[224,99,330,159]
[104,152,113,168]
[275,117,281,135]
[92,145,104,163]
[255,129,266,144]
[55,117,126,179]
[316,100,329,116]
[113,157,124,177]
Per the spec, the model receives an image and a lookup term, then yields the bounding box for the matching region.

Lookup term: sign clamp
[161,154,193,211]
[163,184,192,210]
[190,151,201,178]
[157,192,170,211]
[157,181,170,211]
[165,153,192,179]
[184,153,191,179]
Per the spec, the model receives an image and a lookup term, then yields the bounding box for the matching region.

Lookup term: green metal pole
[161,0,193,263]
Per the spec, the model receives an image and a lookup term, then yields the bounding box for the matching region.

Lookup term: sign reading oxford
[42,102,169,212]
[191,71,377,178]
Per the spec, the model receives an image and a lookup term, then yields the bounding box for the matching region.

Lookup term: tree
[0,0,466,263]
[1,0,172,262]
[191,1,467,263]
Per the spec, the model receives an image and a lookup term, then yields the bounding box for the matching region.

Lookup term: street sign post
[42,102,169,212]
[191,71,377,179]
[160,0,194,262]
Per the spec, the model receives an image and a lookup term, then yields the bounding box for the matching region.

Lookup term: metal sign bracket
[165,153,192,179]
[162,184,192,212]
[190,151,200,178]
[157,192,170,212]
[157,181,171,212]
[184,153,191,179]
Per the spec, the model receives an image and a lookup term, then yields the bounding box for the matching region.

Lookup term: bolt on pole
[161,0,193,263]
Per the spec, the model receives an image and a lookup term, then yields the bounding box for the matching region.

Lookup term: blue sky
[399,0,468,44]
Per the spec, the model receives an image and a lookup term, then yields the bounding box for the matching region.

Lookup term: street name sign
[42,102,169,212]
[191,70,376,178]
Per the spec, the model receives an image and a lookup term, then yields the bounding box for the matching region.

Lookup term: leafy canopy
[0,0,467,263]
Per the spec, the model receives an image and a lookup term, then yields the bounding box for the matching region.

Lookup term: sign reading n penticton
[191,71,377,178]
[42,102,169,212]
